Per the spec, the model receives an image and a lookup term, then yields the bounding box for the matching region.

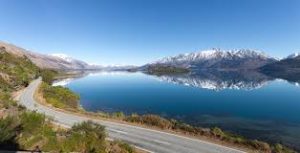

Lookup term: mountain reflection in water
[52,70,300,150]
[155,70,274,91]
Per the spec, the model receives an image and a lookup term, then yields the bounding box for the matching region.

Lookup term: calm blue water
[55,71,300,149]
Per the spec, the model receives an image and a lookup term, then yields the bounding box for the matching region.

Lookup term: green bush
[0,116,21,150]
[17,111,58,149]
[248,140,271,152]
[211,127,226,138]
[39,69,57,85]
[0,116,20,143]
[273,143,296,153]
[40,82,79,110]
[0,50,39,88]
[125,114,172,129]
[0,91,17,109]
[61,121,107,153]
[112,111,125,119]
[109,140,136,153]
[20,111,46,136]
[0,76,11,92]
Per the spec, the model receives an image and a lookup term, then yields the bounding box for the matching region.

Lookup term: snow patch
[153,48,273,65]
[50,53,74,62]
[286,52,300,59]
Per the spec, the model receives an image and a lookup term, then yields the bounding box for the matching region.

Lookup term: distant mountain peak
[50,53,74,62]
[156,48,272,62]
[147,49,277,70]
[0,41,95,70]
[286,52,300,59]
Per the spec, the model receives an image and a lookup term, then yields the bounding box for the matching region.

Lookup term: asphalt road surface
[19,78,245,153]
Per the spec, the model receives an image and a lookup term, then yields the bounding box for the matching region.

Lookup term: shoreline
[18,78,248,153]
[34,80,264,153]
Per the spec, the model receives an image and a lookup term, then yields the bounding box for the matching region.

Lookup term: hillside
[0,46,40,90]
[0,41,100,70]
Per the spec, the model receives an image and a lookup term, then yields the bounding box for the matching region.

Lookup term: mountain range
[0,41,135,70]
[145,48,278,70]
[1,41,300,73]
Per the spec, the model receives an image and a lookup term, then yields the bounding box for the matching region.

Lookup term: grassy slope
[0,48,39,90]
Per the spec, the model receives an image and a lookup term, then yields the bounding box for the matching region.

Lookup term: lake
[53,70,300,149]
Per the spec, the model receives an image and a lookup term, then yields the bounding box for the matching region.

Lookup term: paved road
[19,78,245,153]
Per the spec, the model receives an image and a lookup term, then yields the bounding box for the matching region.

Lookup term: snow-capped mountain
[148,48,277,70]
[261,51,300,81]
[50,53,75,62]
[285,52,300,59]
[49,53,103,70]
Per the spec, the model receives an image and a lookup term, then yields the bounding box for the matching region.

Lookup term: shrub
[211,127,226,138]
[125,114,172,129]
[0,76,11,92]
[112,111,125,119]
[0,50,39,88]
[273,143,296,153]
[0,91,17,109]
[109,140,136,153]
[39,69,57,85]
[249,140,272,152]
[40,82,79,110]
[0,116,21,150]
[17,111,59,150]
[20,111,46,136]
[0,116,20,143]
[96,111,110,118]
[62,121,107,153]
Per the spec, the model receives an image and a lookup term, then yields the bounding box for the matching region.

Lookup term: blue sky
[0,0,299,65]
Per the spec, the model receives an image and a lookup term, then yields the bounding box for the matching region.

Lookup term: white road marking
[152,139,171,145]
[109,128,128,134]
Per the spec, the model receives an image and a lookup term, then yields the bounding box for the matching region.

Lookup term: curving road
[19,78,245,153]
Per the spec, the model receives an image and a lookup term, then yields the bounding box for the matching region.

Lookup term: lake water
[53,71,300,149]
